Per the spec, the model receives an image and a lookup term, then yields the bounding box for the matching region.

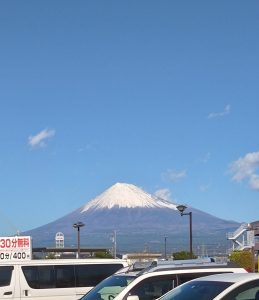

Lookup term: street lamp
[176,204,193,258]
[73,221,85,259]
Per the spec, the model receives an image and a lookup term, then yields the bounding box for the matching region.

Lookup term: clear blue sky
[0,1,258,236]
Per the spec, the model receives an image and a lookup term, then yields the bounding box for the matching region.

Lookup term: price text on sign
[0,236,32,261]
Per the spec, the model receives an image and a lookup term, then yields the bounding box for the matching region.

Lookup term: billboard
[0,236,32,261]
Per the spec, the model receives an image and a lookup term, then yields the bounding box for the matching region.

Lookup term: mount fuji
[24,183,239,254]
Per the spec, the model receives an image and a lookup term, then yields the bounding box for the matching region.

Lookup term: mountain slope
[24,182,239,253]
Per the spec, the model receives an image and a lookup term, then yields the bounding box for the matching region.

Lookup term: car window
[81,275,135,300]
[160,280,232,300]
[177,272,229,285]
[0,266,13,287]
[124,275,177,300]
[75,264,125,287]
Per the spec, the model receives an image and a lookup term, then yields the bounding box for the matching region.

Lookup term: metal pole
[176,205,193,258]
[164,236,167,260]
[73,222,84,259]
[189,212,193,258]
[77,227,80,259]
[114,230,117,259]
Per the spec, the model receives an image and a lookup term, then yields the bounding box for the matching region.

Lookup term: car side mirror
[127,296,139,300]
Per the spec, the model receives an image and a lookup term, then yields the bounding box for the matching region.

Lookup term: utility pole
[164,236,167,260]
[113,230,117,258]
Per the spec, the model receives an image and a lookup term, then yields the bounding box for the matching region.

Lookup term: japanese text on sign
[0,236,32,261]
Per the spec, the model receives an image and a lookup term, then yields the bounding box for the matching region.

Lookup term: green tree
[45,253,57,259]
[94,251,113,258]
[229,250,254,272]
[173,251,197,260]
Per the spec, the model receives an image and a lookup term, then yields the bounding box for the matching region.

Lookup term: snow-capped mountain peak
[81,182,178,212]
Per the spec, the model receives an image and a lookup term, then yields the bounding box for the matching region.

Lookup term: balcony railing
[227,223,249,240]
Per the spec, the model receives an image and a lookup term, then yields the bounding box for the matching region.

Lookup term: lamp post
[73,221,85,259]
[176,205,193,258]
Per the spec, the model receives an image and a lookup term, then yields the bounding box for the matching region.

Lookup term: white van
[0,258,128,300]
[80,259,247,300]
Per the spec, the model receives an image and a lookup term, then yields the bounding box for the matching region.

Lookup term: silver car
[157,272,259,300]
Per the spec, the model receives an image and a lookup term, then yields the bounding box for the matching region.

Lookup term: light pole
[176,204,193,258]
[73,221,85,259]
[164,236,167,260]
[112,230,117,259]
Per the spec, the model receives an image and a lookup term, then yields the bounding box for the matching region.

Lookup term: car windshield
[159,280,233,300]
[81,274,136,300]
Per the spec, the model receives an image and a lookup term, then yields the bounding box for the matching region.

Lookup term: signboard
[0,236,32,261]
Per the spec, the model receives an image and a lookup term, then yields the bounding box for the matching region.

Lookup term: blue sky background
[0,1,258,235]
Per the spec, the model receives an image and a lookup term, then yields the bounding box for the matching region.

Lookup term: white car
[80,259,247,300]
[0,258,128,300]
[158,272,259,300]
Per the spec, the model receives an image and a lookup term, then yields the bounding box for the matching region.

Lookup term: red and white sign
[0,236,32,261]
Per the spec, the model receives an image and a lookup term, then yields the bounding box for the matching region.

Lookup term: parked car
[157,272,259,300]
[80,259,247,300]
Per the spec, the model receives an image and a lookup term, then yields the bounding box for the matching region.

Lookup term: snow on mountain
[81,182,178,212]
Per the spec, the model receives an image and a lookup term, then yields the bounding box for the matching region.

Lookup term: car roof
[113,267,246,280]
[190,272,259,283]
[114,258,246,277]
